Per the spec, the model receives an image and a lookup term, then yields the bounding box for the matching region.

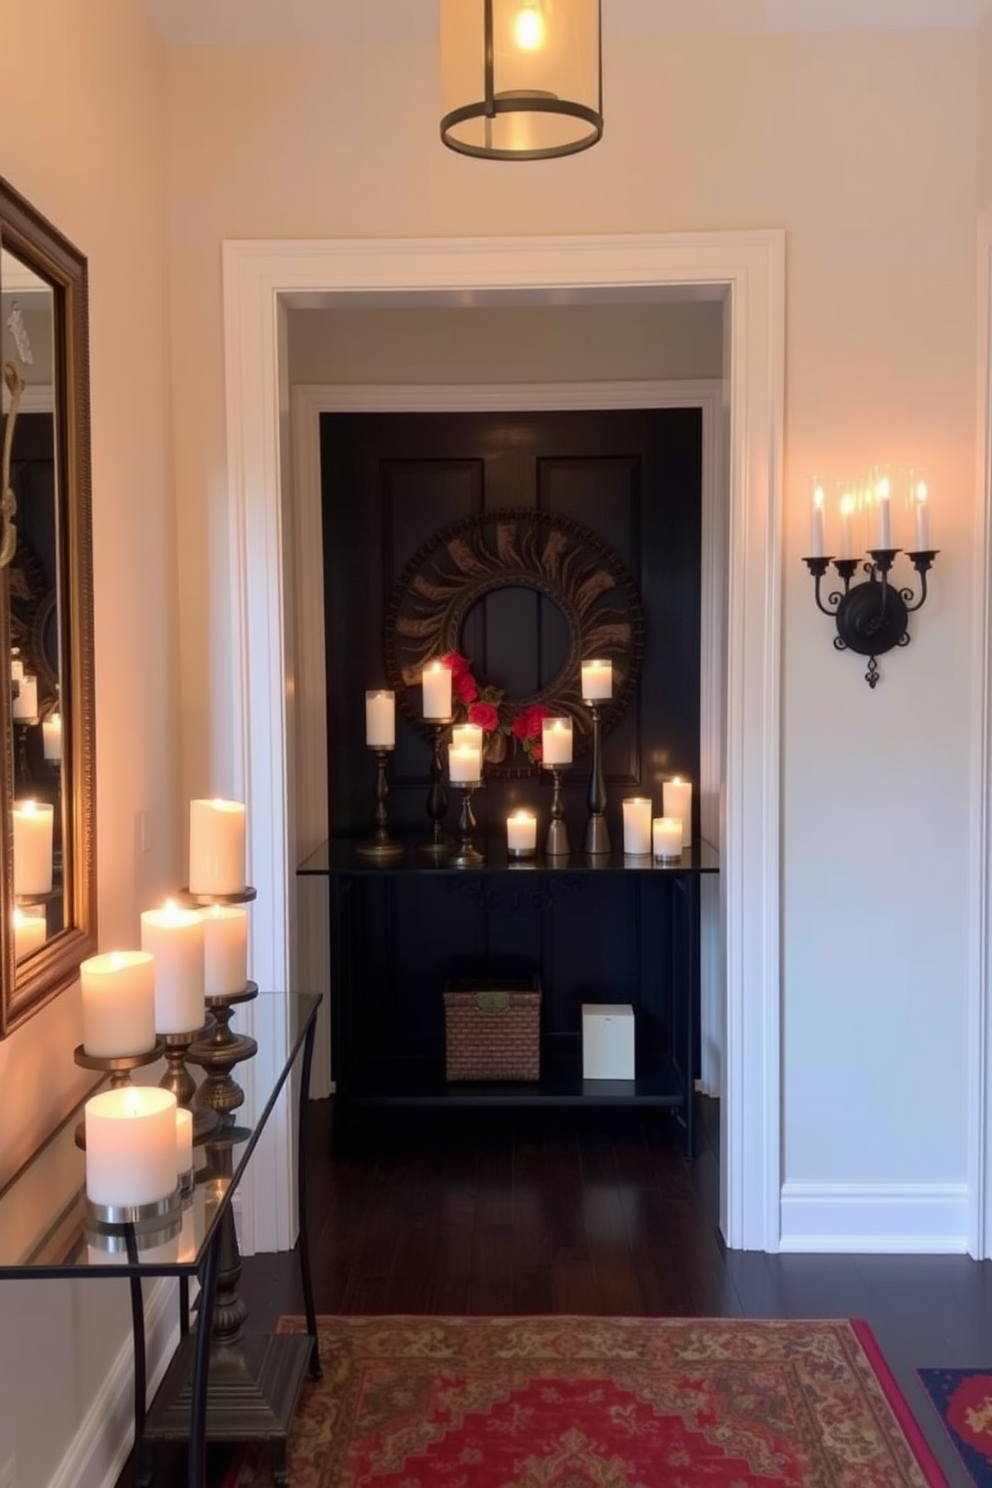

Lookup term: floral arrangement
[441,651,552,765]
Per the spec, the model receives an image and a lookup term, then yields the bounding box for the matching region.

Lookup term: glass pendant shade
[441,0,603,160]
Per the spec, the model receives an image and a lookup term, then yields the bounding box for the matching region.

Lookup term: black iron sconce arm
[803,548,938,689]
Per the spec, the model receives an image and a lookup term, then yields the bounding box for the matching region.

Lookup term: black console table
[299,837,717,1158]
[0,991,322,1488]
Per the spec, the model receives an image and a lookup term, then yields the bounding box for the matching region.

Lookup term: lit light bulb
[514,2,546,50]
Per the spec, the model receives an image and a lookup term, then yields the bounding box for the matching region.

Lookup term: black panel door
[321,408,702,836]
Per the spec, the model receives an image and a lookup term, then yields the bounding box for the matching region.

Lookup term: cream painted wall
[0,1,178,1483]
[168,26,978,1218]
[981,9,992,206]
[288,302,725,384]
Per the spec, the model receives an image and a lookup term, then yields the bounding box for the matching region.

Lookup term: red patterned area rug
[231,1315,947,1487]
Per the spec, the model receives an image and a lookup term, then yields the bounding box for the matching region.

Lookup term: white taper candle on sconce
[203,904,249,997]
[42,712,62,762]
[839,492,856,558]
[140,903,206,1035]
[80,950,157,1057]
[912,479,931,551]
[188,798,246,895]
[422,660,453,720]
[622,797,653,856]
[810,482,825,558]
[581,659,613,701]
[12,799,53,897]
[507,810,537,855]
[365,689,395,748]
[84,1086,179,1208]
[13,907,46,960]
[662,778,693,849]
[652,817,683,862]
[541,717,573,765]
[874,472,892,548]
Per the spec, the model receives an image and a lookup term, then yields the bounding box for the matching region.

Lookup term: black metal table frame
[0,995,321,1488]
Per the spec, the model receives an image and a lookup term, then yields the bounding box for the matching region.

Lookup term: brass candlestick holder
[419,720,452,860]
[160,1025,220,1141]
[189,981,259,1119]
[356,746,404,862]
[544,765,571,859]
[582,700,610,857]
[448,779,484,868]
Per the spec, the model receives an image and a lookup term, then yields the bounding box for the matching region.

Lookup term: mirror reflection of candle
[13,906,46,960]
[12,799,54,897]
[42,712,62,762]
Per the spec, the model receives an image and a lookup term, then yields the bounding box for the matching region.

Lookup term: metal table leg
[296,1007,323,1379]
[188,1229,221,1488]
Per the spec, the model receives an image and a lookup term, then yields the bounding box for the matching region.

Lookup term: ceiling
[136,0,989,48]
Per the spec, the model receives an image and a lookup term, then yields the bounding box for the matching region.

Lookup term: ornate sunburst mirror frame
[0,174,96,1034]
[384,507,644,776]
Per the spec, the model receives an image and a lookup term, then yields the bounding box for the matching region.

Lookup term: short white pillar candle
[581,659,613,701]
[11,672,38,721]
[622,797,653,856]
[42,712,62,762]
[541,717,573,766]
[81,950,157,1057]
[188,798,246,895]
[422,660,453,720]
[448,742,481,784]
[365,689,395,748]
[12,799,54,897]
[175,1107,193,1176]
[662,778,693,848]
[652,817,683,862]
[13,906,47,960]
[140,903,206,1035]
[203,904,249,998]
[507,810,537,856]
[84,1086,179,1208]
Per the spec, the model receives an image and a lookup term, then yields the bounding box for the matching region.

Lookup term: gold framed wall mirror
[0,175,95,1034]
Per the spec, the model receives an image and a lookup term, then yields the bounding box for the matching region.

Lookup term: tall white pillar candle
[203,905,249,997]
[662,778,693,848]
[42,712,62,762]
[810,483,825,558]
[581,659,613,700]
[365,689,395,748]
[84,1087,179,1208]
[448,742,481,783]
[175,1108,193,1176]
[12,800,54,897]
[422,661,453,720]
[81,950,157,1056]
[652,817,683,862]
[13,907,46,960]
[541,717,573,765]
[140,904,206,1034]
[622,797,653,856]
[189,798,246,895]
[507,810,537,855]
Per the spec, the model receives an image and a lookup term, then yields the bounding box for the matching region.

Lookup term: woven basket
[444,976,541,1081]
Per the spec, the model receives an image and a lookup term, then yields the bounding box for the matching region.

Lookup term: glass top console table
[0,990,322,1488]
[300,834,718,1158]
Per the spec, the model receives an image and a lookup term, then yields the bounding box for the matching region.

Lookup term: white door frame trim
[971,208,992,1258]
[291,378,725,1106]
[222,230,785,1252]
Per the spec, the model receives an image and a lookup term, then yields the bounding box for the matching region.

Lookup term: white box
[582,1003,635,1080]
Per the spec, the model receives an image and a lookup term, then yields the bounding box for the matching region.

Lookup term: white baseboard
[779,1180,970,1253]
[49,1278,183,1488]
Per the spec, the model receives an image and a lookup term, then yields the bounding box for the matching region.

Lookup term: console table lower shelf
[139,1331,315,1487]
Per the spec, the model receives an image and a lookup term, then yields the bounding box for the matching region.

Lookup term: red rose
[513,703,552,740]
[441,651,470,678]
[468,701,500,733]
[455,672,478,704]
[511,710,533,741]
[531,741,543,763]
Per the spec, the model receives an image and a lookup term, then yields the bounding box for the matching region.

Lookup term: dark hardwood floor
[119,1096,989,1486]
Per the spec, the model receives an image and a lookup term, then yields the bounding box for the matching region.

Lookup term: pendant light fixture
[440,0,603,161]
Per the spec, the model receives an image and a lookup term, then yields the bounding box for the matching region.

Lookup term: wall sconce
[440,0,603,161]
[802,471,938,688]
